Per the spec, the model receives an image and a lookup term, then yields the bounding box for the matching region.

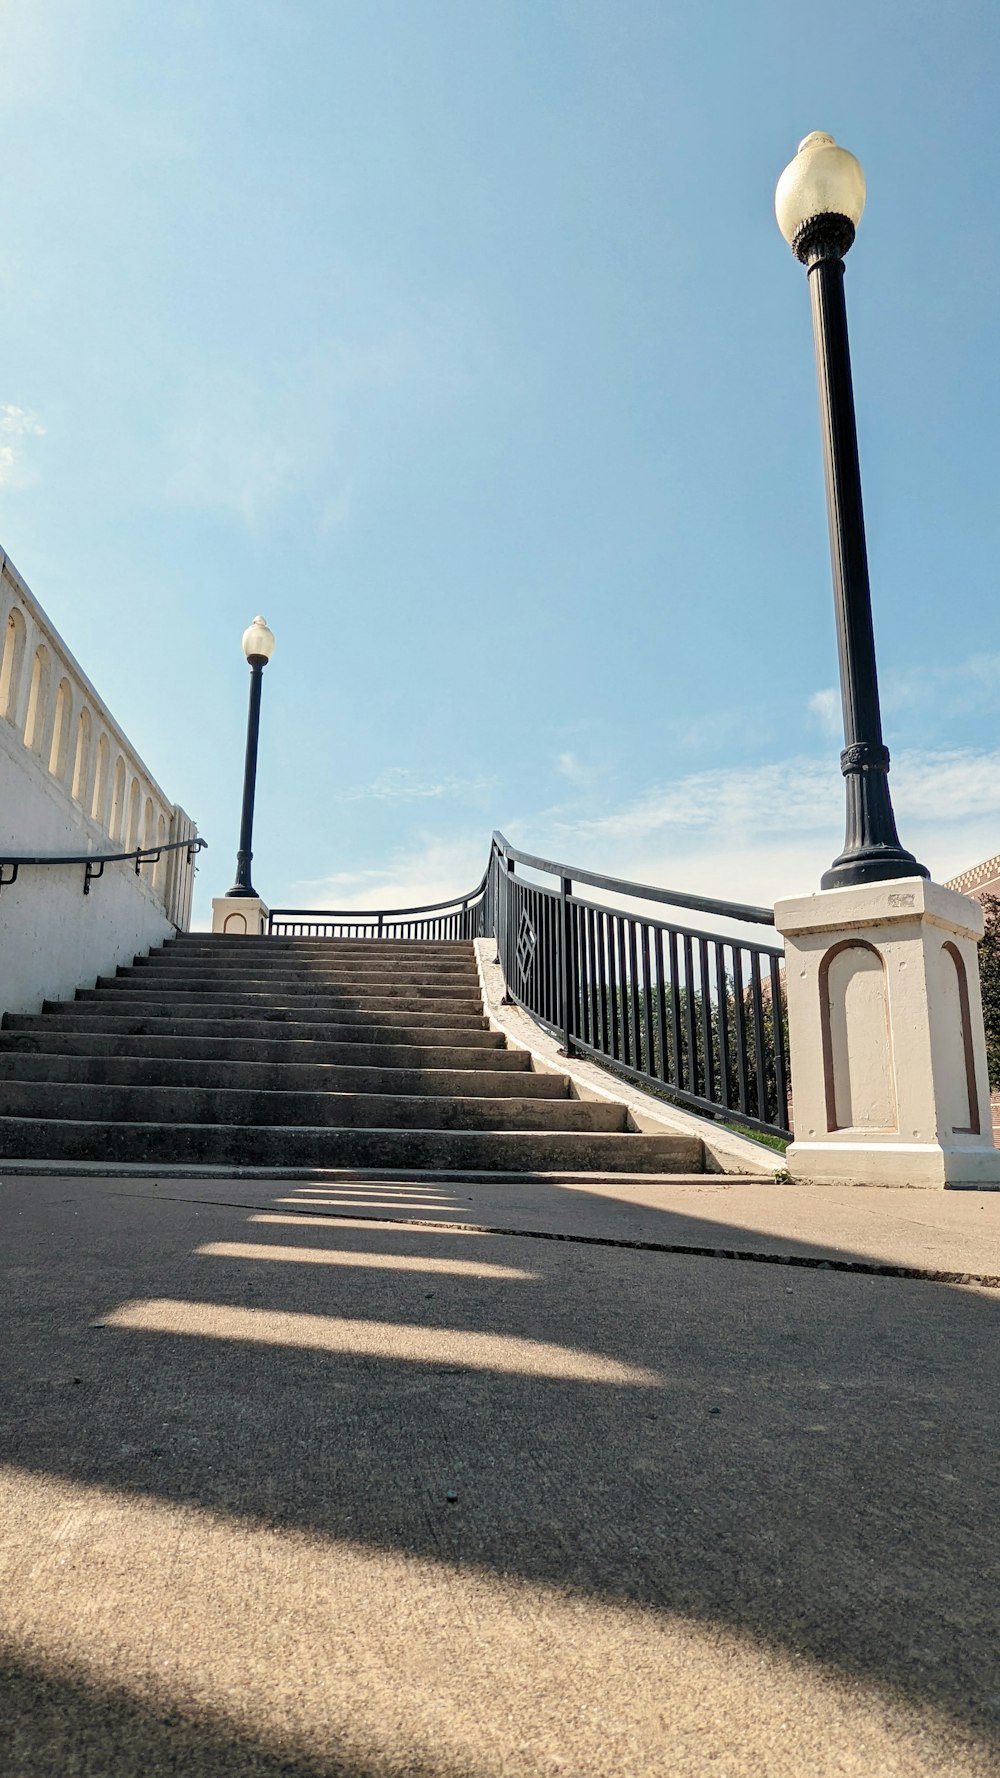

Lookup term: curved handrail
[269,874,488,925]
[0,834,207,897]
[0,835,207,869]
[492,830,775,927]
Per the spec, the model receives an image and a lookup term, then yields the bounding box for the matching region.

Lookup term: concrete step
[87,980,485,1005]
[0,1030,528,1068]
[0,1081,622,1132]
[0,1117,703,1172]
[0,1052,568,1097]
[164,939,474,956]
[126,961,482,984]
[4,1011,500,1045]
[35,1002,489,1032]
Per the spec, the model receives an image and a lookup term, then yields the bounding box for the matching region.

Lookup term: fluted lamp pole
[775,133,927,890]
[227,616,275,898]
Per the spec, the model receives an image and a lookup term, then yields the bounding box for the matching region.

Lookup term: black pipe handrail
[492,831,775,927]
[0,834,207,896]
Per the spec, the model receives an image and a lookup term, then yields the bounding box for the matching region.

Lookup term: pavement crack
[93,1188,1000,1290]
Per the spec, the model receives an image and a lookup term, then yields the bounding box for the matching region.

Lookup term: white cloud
[336,767,494,805]
[289,745,1000,927]
[0,403,45,488]
[808,687,839,735]
[884,653,1000,721]
[519,745,1000,910]
[318,480,354,533]
[293,832,488,912]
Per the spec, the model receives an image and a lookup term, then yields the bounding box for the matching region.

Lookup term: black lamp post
[227,615,275,898]
[776,133,927,891]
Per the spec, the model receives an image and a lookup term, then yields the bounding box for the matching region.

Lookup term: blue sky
[2,0,1000,925]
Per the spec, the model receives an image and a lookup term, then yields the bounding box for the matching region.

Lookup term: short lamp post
[227,616,275,899]
[775,132,927,890]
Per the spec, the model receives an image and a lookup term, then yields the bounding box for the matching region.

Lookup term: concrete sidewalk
[2,1171,999,1776]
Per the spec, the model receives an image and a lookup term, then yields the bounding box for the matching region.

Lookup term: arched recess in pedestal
[819,939,897,1133]
[939,941,980,1136]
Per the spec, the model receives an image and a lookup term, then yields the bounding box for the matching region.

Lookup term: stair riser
[164,942,476,956]
[5,1013,498,1044]
[124,974,483,988]
[35,1005,489,1031]
[85,984,485,1007]
[0,1118,702,1172]
[0,1054,567,1097]
[0,1032,525,1068]
[0,1083,623,1133]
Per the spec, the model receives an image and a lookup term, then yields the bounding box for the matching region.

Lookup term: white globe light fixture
[242,615,275,664]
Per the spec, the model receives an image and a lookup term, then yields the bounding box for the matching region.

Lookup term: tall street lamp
[227,615,275,898]
[775,132,927,891]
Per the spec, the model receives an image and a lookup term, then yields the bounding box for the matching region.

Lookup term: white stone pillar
[774,877,1000,1189]
[211,894,269,936]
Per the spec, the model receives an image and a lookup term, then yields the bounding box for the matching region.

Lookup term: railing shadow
[2,1172,998,1773]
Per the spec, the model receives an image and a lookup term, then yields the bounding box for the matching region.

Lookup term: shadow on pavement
[0,1650,445,1778]
[1,1171,998,1774]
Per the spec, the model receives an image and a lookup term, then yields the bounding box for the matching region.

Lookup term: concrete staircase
[0,936,704,1173]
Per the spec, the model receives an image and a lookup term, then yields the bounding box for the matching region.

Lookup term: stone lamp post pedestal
[211,894,269,936]
[775,878,1000,1188]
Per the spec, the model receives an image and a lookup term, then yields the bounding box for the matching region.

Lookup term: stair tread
[0,934,704,1174]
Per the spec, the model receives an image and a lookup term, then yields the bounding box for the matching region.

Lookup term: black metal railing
[485,833,789,1140]
[268,833,790,1141]
[268,881,488,940]
[0,835,207,897]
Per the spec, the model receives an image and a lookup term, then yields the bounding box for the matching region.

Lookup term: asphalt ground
[2,1171,999,1776]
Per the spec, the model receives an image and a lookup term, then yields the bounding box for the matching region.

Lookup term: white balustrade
[0,548,198,933]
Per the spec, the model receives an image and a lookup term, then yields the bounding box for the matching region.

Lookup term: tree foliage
[978,895,1000,1089]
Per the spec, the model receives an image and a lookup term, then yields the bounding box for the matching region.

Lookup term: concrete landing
[2,1172,999,1776]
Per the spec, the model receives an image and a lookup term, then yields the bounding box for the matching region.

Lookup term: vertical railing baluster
[699,936,714,1108]
[559,875,572,1055]
[607,915,620,1059]
[731,948,750,1115]
[641,923,655,1080]
[770,952,790,1133]
[716,944,732,1113]
[750,951,768,1125]
[655,928,670,1083]
[616,915,630,1065]
[668,930,682,1090]
[683,933,698,1098]
[627,919,642,1072]
[598,911,610,1054]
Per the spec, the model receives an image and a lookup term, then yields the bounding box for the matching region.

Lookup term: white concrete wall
[0,549,200,1018]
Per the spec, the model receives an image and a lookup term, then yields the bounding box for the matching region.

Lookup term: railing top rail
[563,886,784,957]
[0,836,207,868]
[270,876,488,924]
[492,830,775,928]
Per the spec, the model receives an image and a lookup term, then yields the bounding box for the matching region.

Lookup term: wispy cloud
[808,687,839,736]
[0,403,45,488]
[161,296,487,531]
[290,745,1000,923]
[293,832,487,911]
[518,745,1000,908]
[884,653,1000,721]
[336,767,495,805]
